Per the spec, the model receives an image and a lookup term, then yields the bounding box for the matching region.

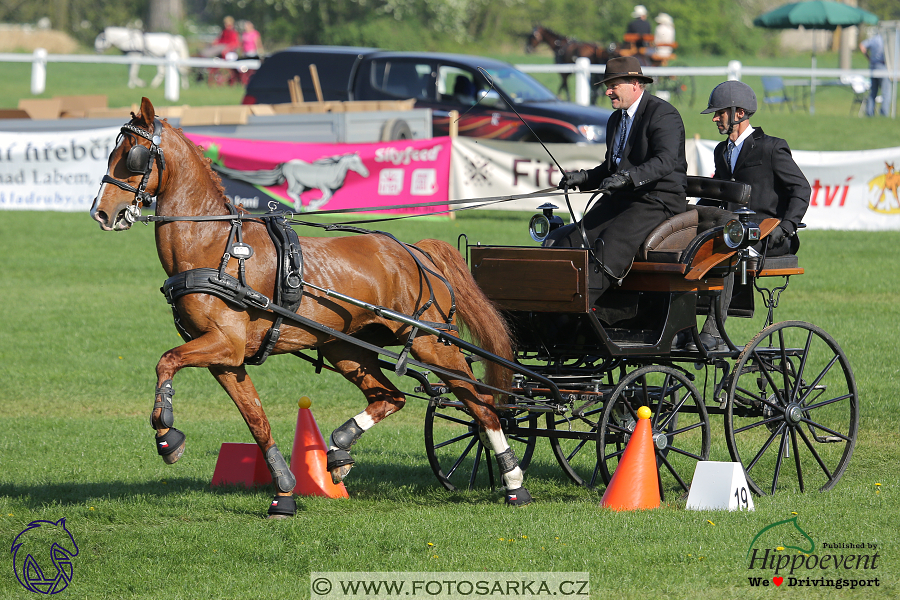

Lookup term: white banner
[454,137,900,230]
[0,127,119,212]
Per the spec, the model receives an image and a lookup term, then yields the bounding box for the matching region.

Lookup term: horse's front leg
[412,338,532,506]
[209,365,297,518]
[151,330,245,463]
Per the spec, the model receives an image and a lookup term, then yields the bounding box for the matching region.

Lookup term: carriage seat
[637,177,751,263]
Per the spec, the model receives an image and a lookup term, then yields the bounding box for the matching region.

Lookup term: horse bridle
[102,118,166,219]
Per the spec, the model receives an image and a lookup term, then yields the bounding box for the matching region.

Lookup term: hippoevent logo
[746,516,880,590]
[11,518,79,594]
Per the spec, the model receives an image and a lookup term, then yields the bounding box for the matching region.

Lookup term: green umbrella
[754,0,880,113]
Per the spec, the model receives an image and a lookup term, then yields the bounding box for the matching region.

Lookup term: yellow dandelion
[699,556,704,561]
[687,553,692,557]
[89,507,95,511]
[427,543,434,547]
[875,483,881,486]
[118,356,123,359]
[791,511,798,515]
[707,520,715,526]
[7,513,12,517]
[522,535,527,539]
[777,546,784,551]
[499,538,505,541]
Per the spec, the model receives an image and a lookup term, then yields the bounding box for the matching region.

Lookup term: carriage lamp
[529,203,564,243]
[722,208,761,250]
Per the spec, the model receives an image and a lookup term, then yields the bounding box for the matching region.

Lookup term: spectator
[859,29,890,117]
[215,16,240,58]
[241,21,264,59]
[653,13,675,59]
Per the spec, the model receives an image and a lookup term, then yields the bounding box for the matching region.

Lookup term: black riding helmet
[701,80,757,135]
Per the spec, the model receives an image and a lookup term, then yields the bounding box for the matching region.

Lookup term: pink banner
[184,134,451,214]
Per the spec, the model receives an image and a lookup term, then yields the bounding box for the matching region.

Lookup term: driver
[688,80,811,351]
[549,56,688,297]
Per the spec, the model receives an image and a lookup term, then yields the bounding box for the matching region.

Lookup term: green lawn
[0,210,897,599]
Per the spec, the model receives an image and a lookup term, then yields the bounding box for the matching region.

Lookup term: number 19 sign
[685,462,756,511]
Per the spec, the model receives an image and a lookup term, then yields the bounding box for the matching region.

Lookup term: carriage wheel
[424,398,537,492]
[598,365,710,493]
[545,402,606,489]
[725,321,858,495]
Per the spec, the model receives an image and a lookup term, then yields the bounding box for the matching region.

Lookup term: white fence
[2,49,897,116]
[2,49,260,102]
[515,57,898,117]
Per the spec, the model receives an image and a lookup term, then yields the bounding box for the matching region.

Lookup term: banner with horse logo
[184,133,451,214]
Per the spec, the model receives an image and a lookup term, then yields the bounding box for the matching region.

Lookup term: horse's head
[348,153,370,178]
[91,96,167,231]
[94,29,110,53]
[525,26,541,54]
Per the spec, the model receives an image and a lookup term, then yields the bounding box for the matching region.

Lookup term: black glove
[557,169,588,190]
[599,171,631,193]
[768,223,790,247]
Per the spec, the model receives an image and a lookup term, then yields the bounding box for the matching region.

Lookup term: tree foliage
[10,0,771,56]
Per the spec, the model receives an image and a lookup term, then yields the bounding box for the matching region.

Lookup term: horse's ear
[136,97,155,129]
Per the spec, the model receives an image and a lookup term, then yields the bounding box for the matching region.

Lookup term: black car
[242,47,612,144]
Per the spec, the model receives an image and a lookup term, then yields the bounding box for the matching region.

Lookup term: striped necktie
[724,140,736,174]
[614,112,629,163]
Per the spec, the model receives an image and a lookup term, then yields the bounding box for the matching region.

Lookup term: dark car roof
[362,51,511,69]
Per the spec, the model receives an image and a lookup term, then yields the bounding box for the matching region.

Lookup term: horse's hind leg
[149,65,165,88]
[208,365,298,518]
[319,342,407,484]
[412,337,531,506]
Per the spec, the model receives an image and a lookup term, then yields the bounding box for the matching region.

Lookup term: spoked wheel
[726,321,858,495]
[546,402,606,489]
[598,365,711,494]
[424,398,537,491]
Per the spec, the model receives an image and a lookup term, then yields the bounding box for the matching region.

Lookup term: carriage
[422,177,858,499]
[92,97,856,516]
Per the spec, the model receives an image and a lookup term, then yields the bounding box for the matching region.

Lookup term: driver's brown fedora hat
[596,56,654,85]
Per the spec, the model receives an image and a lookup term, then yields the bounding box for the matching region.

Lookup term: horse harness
[110,117,459,369]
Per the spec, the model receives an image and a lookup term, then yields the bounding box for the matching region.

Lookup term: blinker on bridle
[101,117,166,214]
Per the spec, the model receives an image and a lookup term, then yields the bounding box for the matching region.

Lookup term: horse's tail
[414,239,513,393]
[211,163,285,187]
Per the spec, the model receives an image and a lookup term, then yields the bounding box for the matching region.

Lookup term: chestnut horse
[90,97,530,517]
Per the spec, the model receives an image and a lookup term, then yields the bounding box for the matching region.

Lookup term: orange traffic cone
[600,406,660,510]
[289,396,349,499]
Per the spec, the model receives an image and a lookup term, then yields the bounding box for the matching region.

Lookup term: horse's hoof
[267,494,296,518]
[505,487,533,507]
[329,464,353,484]
[155,428,186,464]
[326,449,354,484]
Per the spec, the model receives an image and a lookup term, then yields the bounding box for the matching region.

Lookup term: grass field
[0,209,897,599]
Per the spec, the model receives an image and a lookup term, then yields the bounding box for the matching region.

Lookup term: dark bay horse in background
[525,25,616,103]
[90,97,530,517]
